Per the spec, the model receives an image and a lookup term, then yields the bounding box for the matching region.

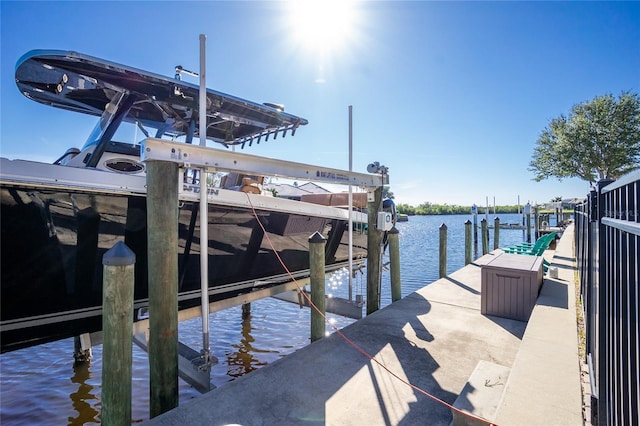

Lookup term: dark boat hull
[1,183,367,353]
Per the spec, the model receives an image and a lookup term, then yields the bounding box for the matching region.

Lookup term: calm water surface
[0,213,537,425]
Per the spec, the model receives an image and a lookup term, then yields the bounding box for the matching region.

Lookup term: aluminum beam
[140,138,387,188]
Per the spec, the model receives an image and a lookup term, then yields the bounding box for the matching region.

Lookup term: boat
[1,50,389,353]
[396,213,409,222]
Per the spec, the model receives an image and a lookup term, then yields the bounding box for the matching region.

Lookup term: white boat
[0,50,389,353]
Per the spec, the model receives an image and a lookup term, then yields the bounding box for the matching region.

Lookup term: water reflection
[68,362,100,425]
[225,309,276,378]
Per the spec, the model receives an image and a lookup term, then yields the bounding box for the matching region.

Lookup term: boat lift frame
[140,138,388,189]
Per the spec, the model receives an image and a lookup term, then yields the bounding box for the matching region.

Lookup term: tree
[529,91,640,184]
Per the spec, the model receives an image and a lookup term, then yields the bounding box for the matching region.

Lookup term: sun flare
[288,0,357,53]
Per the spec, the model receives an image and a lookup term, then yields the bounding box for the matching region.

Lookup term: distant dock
[144,227,583,425]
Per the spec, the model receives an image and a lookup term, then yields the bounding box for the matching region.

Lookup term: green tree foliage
[395,203,523,216]
[529,91,640,183]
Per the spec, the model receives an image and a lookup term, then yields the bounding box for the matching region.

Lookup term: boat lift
[138,35,388,393]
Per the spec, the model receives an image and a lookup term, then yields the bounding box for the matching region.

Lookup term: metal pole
[348,105,353,301]
[464,220,472,265]
[388,226,401,302]
[101,242,135,425]
[147,160,179,417]
[309,232,326,342]
[485,196,489,224]
[198,34,211,365]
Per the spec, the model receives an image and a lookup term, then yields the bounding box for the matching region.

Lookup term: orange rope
[243,192,497,426]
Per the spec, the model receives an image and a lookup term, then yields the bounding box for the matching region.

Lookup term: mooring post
[464,220,472,265]
[388,226,401,302]
[309,232,326,342]
[146,160,179,417]
[439,223,447,278]
[481,218,488,255]
[242,303,251,320]
[101,241,135,426]
[534,205,540,240]
[493,217,500,250]
[366,186,383,315]
[73,335,92,364]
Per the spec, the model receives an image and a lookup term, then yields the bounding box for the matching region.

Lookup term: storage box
[481,253,544,321]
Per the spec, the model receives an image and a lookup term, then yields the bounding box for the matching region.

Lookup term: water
[0,213,534,425]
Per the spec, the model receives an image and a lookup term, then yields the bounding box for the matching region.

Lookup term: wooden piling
[439,223,447,278]
[493,217,500,250]
[366,186,383,315]
[481,218,488,255]
[73,335,92,364]
[464,220,472,265]
[472,206,478,257]
[101,241,135,426]
[388,227,401,302]
[146,160,179,417]
[309,232,326,342]
[242,303,251,320]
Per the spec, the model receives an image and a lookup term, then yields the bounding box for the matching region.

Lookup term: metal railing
[575,170,640,426]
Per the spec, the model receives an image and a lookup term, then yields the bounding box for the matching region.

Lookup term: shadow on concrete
[483,314,527,339]
[146,292,460,425]
[443,277,481,295]
[553,255,574,263]
[552,262,575,272]
[537,280,569,309]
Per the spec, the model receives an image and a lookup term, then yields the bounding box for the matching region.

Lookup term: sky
[1,1,639,207]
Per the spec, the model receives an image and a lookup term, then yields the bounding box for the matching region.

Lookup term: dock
[144,226,583,425]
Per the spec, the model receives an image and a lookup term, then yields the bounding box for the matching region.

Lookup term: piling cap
[103,241,136,266]
[389,226,399,234]
[308,231,326,243]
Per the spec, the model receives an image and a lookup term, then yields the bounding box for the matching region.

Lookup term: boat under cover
[1,50,382,353]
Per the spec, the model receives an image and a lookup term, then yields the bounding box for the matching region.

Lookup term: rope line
[243,192,496,426]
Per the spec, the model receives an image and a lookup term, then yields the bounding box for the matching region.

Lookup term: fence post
[388,227,401,302]
[493,217,500,250]
[464,220,472,265]
[596,178,614,426]
[439,223,447,278]
[309,232,326,342]
[146,160,179,418]
[101,241,135,426]
[481,219,488,255]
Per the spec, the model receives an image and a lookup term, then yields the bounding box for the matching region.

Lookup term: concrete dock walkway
[145,226,583,426]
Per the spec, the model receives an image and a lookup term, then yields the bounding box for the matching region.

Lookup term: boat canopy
[15,50,308,149]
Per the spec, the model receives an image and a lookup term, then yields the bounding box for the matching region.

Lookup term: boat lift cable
[242,192,497,426]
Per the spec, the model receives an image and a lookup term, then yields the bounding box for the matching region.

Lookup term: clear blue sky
[1,1,639,206]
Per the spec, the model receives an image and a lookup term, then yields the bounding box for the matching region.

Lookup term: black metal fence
[575,170,640,426]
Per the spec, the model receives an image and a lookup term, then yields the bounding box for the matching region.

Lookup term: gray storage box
[481,253,544,321]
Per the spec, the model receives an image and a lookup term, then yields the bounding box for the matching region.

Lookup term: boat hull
[1,169,367,353]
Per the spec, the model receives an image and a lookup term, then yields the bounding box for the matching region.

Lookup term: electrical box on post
[377,212,393,231]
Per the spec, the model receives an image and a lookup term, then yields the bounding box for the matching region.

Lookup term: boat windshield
[81,92,192,153]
